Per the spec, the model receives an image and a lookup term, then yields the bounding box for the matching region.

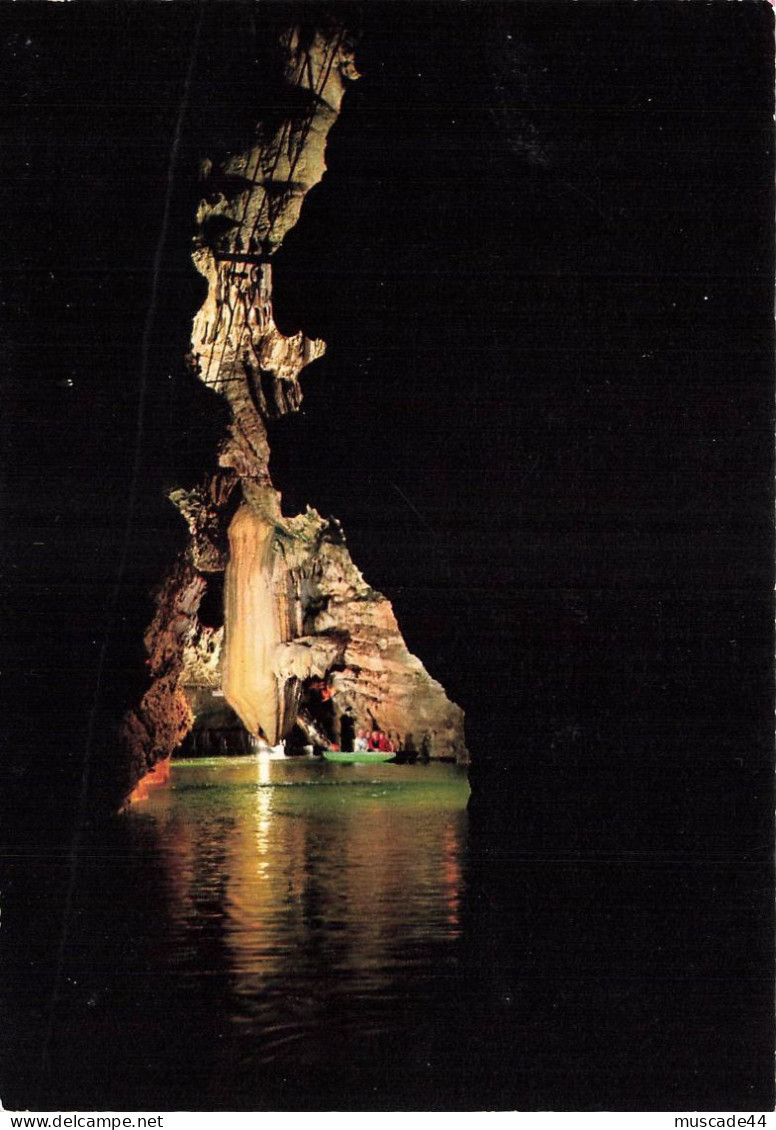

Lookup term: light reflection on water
[130,756,470,1097]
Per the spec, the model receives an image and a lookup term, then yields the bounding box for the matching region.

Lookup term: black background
[1,1,773,1111]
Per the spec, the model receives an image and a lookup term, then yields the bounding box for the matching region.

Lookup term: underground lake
[11,756,480,1110]
[3,0,773,1114]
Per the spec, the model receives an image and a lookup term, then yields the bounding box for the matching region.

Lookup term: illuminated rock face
[120,16,468,798]
[222,504,300,747]
[218,501,465,758]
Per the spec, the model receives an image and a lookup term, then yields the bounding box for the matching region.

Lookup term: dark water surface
[136,757,469,1103]
[4,756,772,1111]
[8,759,478,1110]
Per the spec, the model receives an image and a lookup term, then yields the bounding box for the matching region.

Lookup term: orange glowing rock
[126,755,171,804]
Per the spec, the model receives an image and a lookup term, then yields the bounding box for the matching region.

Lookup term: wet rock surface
[121,15,468,797]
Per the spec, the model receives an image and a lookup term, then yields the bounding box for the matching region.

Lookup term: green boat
[322,750,394,764]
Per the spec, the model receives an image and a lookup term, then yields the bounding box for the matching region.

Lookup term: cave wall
[120,12,468,796]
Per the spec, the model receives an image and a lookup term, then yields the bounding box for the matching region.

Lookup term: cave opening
[197,572,225,629]
[118,6,469,809]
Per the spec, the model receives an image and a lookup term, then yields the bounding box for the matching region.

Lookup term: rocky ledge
[120,14,468,801]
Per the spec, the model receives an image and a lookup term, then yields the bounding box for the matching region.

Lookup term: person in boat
[368,729,394,753]
[354,729,369,752]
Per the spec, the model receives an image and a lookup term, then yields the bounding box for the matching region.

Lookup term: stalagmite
[120,13,468,797]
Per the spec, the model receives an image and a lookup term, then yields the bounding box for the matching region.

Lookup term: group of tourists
[354,728,395,753]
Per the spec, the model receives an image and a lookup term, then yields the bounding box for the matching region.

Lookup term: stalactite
[120,13,468,802]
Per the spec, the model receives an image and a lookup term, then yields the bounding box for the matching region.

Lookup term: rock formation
[120,14,468,799]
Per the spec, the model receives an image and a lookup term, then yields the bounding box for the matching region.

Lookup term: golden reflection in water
[136,757,469,1066]
[254,753,273,876]
[443,823,462,928]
